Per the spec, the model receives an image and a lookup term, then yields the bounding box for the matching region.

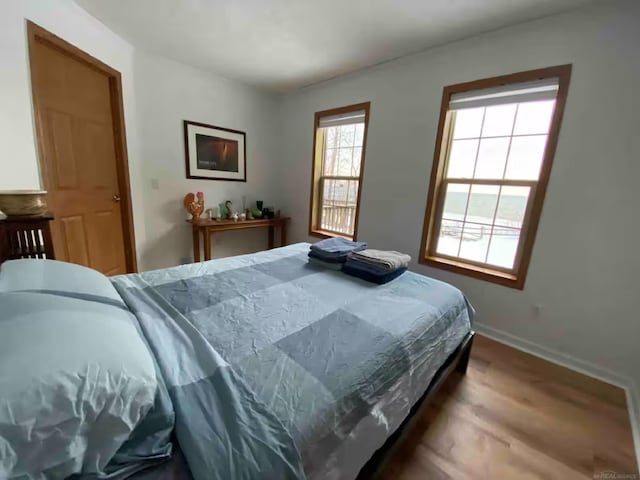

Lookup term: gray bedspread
[114,243,473,480]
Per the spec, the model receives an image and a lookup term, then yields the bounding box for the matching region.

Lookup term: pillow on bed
[0,258,123,304]
[0,277,164,478]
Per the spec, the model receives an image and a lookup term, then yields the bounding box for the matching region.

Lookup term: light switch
[151,178,159,190]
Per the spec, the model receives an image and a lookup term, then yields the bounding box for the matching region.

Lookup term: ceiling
[76,0,596,93]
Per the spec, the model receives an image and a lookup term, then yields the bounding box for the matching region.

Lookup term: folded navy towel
[309,237,367,258]
[344,256,394,275]
[308,256,343,271]
[342,262,407,284]
[308,250,347,263]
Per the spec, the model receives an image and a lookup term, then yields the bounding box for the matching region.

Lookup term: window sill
[420,255,524,290]
[309,228,353,241]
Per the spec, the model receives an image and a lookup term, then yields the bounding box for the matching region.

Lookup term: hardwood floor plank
[378,334,638,479]
[472,336,628,407]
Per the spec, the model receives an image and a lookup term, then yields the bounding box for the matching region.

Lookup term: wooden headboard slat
[0,214,55,263]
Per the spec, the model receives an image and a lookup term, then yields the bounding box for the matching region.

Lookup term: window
[309,102,370,239]
[421,65,571,289]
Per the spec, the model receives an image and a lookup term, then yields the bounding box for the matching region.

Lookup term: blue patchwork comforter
[112,243,473,480]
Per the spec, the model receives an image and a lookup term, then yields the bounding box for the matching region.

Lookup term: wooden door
[28,23,136,275]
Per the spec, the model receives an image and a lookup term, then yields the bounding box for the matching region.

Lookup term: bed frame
[356,330,475,479]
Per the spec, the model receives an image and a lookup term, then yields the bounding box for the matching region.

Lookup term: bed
[0,243,474,480]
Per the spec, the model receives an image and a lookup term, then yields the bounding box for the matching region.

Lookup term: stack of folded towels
[343,249,411,284]
[308,237,367,269]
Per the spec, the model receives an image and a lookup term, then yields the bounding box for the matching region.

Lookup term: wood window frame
[420,65,572,289]
[309,102,371,240]
[27,21,138,273]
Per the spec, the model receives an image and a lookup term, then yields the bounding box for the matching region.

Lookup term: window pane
[474,137,510,179]
[323,148,339,175]
[458,222,492,263]
[513,100,555,135]
[339,125,356,147]
[453,108,484,139]
[446,139,478,178]
[505,135,547,180]
[325,127,339,148]
[495,186,530,228]
[436,219,463,257]
[336,148,354,176]
[323,179,348,205]
[347,180,359,205]
[354,123,365,147]
[481,104,517,137]
[442,183,469,221]
[351,147,362,176]
[486,226,521,269]
[322,178,333,203]
[465,184,499,224]
[321,179,357,235]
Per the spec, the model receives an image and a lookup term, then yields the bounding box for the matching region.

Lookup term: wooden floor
[380,335,638,480]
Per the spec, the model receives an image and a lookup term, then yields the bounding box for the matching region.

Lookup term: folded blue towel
[310,238,367,258]
[308,250,345,264]
[342,262,407,284]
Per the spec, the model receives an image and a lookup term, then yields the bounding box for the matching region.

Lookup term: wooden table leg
[268,226,274,249]
[281,222,287,246]
[193,226,201,262]
[204,229,212,261]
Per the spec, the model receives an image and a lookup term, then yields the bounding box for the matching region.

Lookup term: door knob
[112,194,121,202]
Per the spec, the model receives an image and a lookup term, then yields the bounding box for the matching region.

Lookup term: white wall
[280,0,640,402]
[0,0,147,260]
[132,52,283,270]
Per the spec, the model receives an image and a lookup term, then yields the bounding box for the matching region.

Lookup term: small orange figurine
[183,191,204,220]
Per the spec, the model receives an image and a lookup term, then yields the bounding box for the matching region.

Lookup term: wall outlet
[151,178,159,190]
[179,256,192,265]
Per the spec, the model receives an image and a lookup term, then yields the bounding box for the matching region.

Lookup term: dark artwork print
[195,134,239,173]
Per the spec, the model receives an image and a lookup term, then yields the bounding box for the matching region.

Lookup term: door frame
[27,21,138,272]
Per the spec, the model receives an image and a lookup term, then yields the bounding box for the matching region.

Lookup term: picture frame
[184,120,247,182]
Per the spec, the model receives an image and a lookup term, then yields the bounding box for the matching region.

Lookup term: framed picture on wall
[184,120,247,181]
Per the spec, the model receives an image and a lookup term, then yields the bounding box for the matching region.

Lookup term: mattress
[117,243,473,480]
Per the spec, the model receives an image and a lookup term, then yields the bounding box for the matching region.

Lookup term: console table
[189,217,290,262]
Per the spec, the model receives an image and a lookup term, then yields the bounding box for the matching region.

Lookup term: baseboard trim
[474,322,628,386]
[474,322,640,467]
